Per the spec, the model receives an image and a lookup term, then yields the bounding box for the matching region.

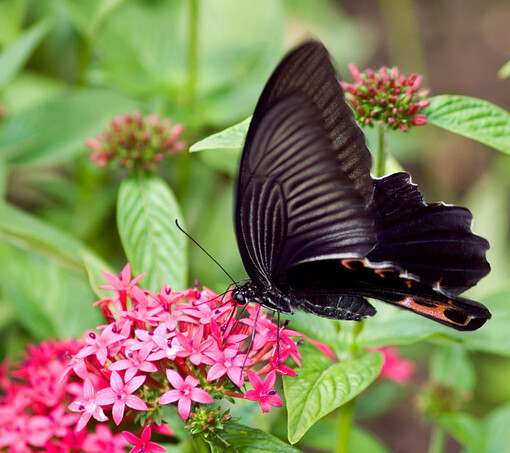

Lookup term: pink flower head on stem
[86,111,186,170]
[341,65,430,131]
[123,426,166,453]
[244,370,282,413]
[160,369,213,420]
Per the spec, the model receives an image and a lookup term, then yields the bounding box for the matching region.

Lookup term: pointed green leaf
[499,60,510,79]
[0,19,51,89]
[189,117,250,175]
[209,422,300,452]
[190,117,251,153]
[426,95,510,154]
[284,343,382,444]
[117,172,187,291]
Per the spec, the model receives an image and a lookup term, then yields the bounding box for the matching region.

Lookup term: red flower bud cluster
[341,65,430,131]
[86,112,186,169]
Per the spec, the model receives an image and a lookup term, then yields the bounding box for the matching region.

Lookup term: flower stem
[428,425,446,453]
[376,123,387,177]
[187,0,199,105]
[337,398,355,453]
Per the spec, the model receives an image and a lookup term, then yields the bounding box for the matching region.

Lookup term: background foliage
[0,0,509,452]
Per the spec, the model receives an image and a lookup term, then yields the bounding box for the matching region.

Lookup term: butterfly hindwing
[368,172,491,294]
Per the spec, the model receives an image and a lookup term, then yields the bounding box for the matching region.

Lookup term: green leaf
[0,201,111,278]
[0,158,6,199]
[0,19,51,89]
[0,88,138,166]
[190,117,251,153]
[61,0,126,39]
[430,344,476,394]
[0,0,27,44]
[210,422,300,452]
[426,95,510,154]
[499,60,510,79]
[436,412,486,452]
[117,172,187,291]
[284,344,382,444]
[486,403,510,453]
[0,242,102,339]
[358,303,452,348]
[190,117,250,176]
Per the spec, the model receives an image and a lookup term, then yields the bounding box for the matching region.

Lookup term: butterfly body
[233,41,491,331]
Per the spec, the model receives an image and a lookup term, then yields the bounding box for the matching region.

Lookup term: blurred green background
[0,1,509,452]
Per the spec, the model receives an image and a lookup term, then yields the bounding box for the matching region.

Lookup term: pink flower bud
[85,138,102,151]
[411,114,427,125]
[348,64,361,83]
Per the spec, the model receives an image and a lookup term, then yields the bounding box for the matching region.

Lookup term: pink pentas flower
[160,369,213,420]
[96,371,148,425]
[68,378,108,431]
[108,342,158,381]
[244,370,282,413]
[375,346,416,384]
[76,323,125,366]
[148,336,187,362]
[206,346,252,387]
[175,325,215,366]
[341,64,430,131]
[82,424,128,452]
[46,405,80,438]
[123,425,166,453]
[0,263,309,445]
[99,263,144,294]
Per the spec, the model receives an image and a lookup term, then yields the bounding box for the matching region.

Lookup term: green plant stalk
[428,425,446,453]
[376,123,386,177]
[337,398,355,453]
[187,0,199,105]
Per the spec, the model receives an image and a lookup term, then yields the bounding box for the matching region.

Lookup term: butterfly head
[232,282,294,314]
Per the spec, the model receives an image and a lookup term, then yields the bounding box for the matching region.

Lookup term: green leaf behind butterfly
[283,343,382,444]
[426,95,510,154]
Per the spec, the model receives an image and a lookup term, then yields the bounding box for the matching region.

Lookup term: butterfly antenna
[175,219,238,286]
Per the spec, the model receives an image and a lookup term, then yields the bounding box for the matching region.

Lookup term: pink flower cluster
[0,338,130,451]
[86,112,186,169]
[341,65,430,131]
[0,264,304,451]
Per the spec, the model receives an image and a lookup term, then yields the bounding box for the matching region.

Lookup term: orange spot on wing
[340,259,362,270]
[396,297,469,327]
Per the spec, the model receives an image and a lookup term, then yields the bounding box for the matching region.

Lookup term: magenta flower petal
[177,397,192,420]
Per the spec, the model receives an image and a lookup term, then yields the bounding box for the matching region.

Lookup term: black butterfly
[231,41,491,331]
